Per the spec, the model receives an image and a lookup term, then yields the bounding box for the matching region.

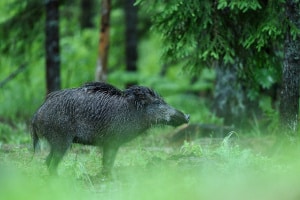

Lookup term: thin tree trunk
[95,0,110,82]
[45,0,61,94]
[125,0,138,72]
[279,0,300,133]
[124,0,138,87]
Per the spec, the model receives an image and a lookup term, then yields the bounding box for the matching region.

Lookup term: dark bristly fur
[83,82,122,96]
[31,82,189,176]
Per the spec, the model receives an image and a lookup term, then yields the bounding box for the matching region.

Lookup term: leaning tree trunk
[124,0,138,87]
[95,0,110,82]
[279,0,300,133]
[45,0,61,94]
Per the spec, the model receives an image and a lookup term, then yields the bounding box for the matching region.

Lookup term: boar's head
[124,86,190,127]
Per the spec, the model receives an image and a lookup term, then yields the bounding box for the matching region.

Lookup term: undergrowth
[1,127,300,200]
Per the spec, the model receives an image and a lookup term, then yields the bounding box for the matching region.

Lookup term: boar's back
[82,82,122,96]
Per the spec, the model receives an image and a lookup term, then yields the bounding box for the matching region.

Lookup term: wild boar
[32,82,189,175]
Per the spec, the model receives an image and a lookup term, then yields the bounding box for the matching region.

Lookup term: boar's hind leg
[102,144,120,176]
[46,139,72,175]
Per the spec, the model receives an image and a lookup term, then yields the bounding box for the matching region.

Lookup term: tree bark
[279,0,300,133]
[124,0,138,87]
[125,0,138,72]
[95,0,110,82]
[45,0,61,94]
[213,62,246,127]
[80,0,95,29]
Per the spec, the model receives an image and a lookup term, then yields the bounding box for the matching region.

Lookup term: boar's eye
[153,99,161,105]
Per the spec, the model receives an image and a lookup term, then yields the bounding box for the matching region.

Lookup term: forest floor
[1,132,300,200]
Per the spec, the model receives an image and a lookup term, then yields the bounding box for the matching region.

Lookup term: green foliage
[0,7,296,200]
[138,0,286,102]
[0,0,218,139]
[0,123,30,144]
[217,0,262,11]
[0,0,284,136]
[0,2,299,199]
[2,131,300,200]
[180,141,203,156]
[0,0,44,63]
[60,30,98,88]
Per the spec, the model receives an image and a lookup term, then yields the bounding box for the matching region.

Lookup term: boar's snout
[185,114,190,122]
[169,110,190,127]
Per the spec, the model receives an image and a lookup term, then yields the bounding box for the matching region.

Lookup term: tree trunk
[212,62,246,127]
[279,0,300,133]
[95,0,110,82]
[125,0,138,73]
[45,0,61,94]
[80,0,95,29]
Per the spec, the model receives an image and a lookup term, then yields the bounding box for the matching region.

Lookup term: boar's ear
[124,86,149,110]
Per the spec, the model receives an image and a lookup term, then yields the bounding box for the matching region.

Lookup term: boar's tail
[31,115,40,154]
[32,127,39,153]
[28,123,39,163]
[28,114,41,164]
